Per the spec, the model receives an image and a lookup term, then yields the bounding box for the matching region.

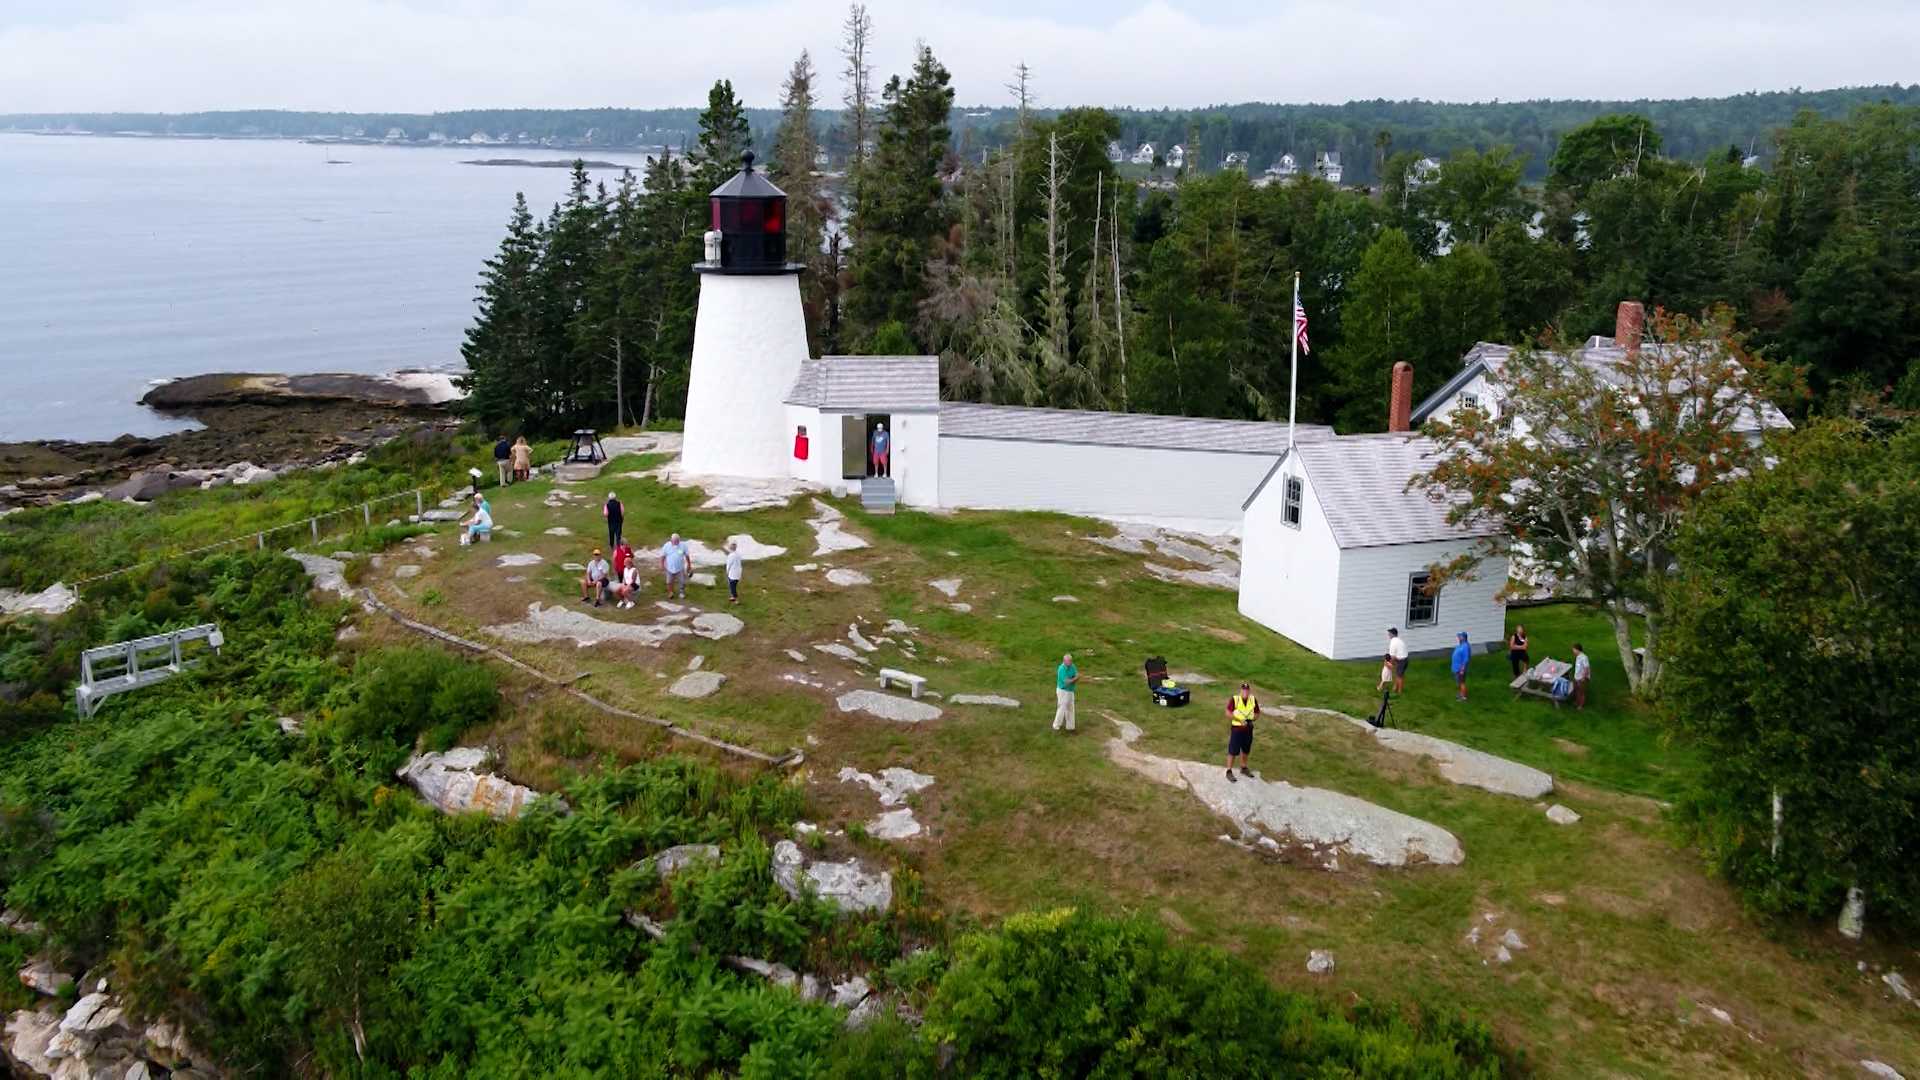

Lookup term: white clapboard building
[680,155,1499,659]
[1237,435,1507,660]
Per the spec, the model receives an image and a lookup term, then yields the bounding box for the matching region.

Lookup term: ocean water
[0,134,658,442]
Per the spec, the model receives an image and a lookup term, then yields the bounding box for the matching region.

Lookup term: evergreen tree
[692,79,751,191]
[770,50,834,355]
[459,193,544,433]
[844,44,954,348]
[1330,227,1429,429]
[629,149,703,425]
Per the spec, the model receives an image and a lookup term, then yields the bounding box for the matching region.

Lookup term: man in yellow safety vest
[1225,682,1261,782]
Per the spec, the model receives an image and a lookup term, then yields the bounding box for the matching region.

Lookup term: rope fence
[68,483,465,590]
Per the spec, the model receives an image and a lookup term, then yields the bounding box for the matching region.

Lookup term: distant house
[1239,435,1508,661]
[1315,151,1343,184]
[1411,302,1795,448]
[467,131,494,145]
[425,132,448,144]
[1166,144,1186,169]
[1266,152,1299,179]
[1130,142,1156,166]
[1406,156,1442,189]
[814,148,832,169]
[1222,150,1251,171]
[1106,140,1126,164]
[383,127,406,142]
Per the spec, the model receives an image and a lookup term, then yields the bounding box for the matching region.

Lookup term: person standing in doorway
[1224,682,1261,782]
[493,435,512,487]
[1387,628,1409,693]
[1451,631,1472,701]
[724,540,743,604]
[870,422,890,478]
[603,492,624,549]
[1508,623,1531,678]
[660,532,689,600]
[1052,652,1079,732]
[1571,642,1591,710]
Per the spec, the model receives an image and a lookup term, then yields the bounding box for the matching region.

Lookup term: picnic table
[1512,658,1571,704]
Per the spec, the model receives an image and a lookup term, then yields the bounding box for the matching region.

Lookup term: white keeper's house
[678,153,1501,660]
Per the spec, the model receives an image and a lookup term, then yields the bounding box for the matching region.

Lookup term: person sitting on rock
[1225,682,1260,782]
[581,548,610,607]
[612,557,643,609]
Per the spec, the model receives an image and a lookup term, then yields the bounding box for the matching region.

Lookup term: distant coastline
[460,158,628,169]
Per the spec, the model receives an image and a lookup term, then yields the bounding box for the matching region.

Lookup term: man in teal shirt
[1052,652,1079,733]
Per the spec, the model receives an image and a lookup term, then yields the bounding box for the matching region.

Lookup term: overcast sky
[1,0,1916,113]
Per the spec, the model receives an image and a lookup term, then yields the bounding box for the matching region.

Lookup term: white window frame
[1461,391,1480,410]
[1281,475,1303,530]
[1406,571,1439,627]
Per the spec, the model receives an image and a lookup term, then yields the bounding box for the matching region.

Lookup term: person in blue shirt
[870,422,890,477]
[660,532,689,600]
[1451,631,1472,701]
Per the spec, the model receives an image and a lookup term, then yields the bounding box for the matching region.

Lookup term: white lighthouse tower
[680,151,811,479]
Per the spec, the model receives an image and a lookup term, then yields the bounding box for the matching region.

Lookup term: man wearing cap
[1225,682,1261,781]
[1387,628,1409,693]
[581,548,611,607]
[1450,631,1472,701]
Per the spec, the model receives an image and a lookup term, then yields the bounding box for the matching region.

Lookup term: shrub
[333,648,498,750]
[923,907,1508,1078]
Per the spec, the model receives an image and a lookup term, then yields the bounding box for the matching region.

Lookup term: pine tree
[692,79,751,192]
[459,193,543,433]
[630,149,702,425]
[771,50,833,355]
[839,3,875,212]
[844,44,954,348]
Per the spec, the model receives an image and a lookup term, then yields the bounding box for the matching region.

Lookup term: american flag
[1293,294,1311,355]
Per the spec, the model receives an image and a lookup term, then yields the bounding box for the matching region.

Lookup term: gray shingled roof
[1244,434,1499,549]
[938,403,1333,455]
[784,356,941,413]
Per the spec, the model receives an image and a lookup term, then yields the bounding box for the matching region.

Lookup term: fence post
[363,503,372,528]
[310,518,319,544]
[256,533,264,550]
[416,491,424,518]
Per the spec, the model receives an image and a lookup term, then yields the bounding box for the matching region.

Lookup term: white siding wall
[785,405,835,486]
[938,438,1279,525]
[1332,540,1508,661]
[1424,372,1497,427]
[1237,462,1343,657]
[889,413,941,507]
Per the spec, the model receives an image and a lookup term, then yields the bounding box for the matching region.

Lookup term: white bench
[877,668,928,699]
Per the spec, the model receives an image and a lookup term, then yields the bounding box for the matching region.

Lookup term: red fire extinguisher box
[794,425,809,460]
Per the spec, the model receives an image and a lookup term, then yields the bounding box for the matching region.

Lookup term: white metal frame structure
[75,623,225,717]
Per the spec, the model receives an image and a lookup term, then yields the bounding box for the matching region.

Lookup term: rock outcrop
[397,747,558,819]
[771,840,892,914]
[1106,719,1463,868]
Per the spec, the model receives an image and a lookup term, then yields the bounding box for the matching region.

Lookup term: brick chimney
[1615,300,1645,352]
[1388,362,1414,433]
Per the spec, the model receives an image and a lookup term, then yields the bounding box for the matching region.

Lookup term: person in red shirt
[611,540,633,584]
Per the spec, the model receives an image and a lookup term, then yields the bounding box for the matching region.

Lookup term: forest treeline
[453,19,1919,437]
[8,81,1918,181]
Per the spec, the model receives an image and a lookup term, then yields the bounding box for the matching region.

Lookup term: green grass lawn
[29,445,1914,1079]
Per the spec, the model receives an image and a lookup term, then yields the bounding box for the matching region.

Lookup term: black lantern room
[705,150,790,273]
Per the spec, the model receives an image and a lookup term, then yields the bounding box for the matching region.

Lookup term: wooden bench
[877,668,928,699]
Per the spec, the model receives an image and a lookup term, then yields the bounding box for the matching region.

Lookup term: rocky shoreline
[0,372,463,511]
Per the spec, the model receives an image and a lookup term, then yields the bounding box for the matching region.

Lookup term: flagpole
[1287,272,1300,451]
